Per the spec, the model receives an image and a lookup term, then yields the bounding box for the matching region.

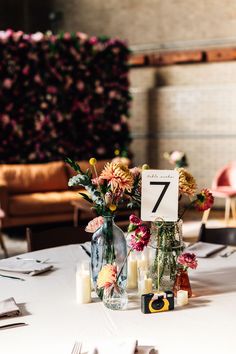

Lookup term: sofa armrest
[0,179,8,214]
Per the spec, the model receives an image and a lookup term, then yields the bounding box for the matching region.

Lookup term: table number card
[141,170,179,222]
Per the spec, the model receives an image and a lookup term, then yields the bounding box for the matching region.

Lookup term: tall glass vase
[91,215,127,299]
[150,220,184,291]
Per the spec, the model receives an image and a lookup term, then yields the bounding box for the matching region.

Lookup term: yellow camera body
[141,291,174,314]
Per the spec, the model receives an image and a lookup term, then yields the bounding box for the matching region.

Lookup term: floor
[0,209,232,259]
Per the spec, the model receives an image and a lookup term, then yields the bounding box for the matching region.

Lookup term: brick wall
[130,62,236,205]
[54,0,236,49]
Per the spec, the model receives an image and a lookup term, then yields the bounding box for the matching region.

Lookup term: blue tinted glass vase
[91,215,127,299]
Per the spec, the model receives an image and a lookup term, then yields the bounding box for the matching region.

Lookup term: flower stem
[116,248,131,281]
[178,200,194,222]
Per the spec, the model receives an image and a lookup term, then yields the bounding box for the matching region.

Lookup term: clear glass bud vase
[173,268,192,297]
[150,220,184,291]
[91,215,127,299]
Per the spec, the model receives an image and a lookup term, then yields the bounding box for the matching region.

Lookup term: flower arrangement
[173,252,198,297]
[66,157,142,216]
[177,168,214,220]
[164,150,188,168]
[147,167,213,290]
[0,30,131,163]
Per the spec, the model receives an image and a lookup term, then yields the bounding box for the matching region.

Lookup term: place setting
[0,256,54,279]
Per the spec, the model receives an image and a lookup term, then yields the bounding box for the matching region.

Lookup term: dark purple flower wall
[0,30,131,163]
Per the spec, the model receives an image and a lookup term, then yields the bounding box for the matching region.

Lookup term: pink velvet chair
[203,162,236,224]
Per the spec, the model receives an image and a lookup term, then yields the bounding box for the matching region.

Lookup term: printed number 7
[150,182,170,213]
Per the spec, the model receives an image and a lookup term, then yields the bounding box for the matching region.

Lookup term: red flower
[127,214,142,232]
[194,189,214,212]
[129,214,142,225]
[177,253,198,270]
[130,225,151,252]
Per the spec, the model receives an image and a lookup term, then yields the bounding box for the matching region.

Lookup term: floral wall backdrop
[0,30,131,163]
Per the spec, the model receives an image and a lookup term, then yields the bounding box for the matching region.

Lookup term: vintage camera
[141,291,174,314]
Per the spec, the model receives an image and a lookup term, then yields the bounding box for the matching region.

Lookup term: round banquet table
[0,244,236,354]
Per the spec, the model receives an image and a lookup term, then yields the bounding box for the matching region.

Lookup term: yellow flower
[100,162,134,192]
[89,157,97,166]
[109,204,117,212]
[97,264,117,289]
[177,168,197,197]
[142,164,150,170]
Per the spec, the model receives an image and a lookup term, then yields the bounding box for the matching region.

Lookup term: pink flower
[170,151,185,163]
[2,114,10,125]
[31,32,43,41]
[0,209,5,218]
[113,124,121,132]
[130,225,150,252]
[34,74,42,84]
[129,214,142,225]
[85,216,104,233]
[3,78,13,89]
[130,167,141,177]
[47,86,58,94]
[63,32,71,40]
[177,253,198,270]
[22,65,30,75]
[76,81,85,91]
[127,214,142,232]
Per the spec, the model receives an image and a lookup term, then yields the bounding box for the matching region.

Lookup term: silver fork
[71,341,82,354]
[16,257,49,263]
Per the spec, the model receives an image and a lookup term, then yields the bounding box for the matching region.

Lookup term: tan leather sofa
[0,160,108,228]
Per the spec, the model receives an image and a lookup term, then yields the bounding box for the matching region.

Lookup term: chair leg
[201,208,211,223]
[0,231,8,258]
[230,199,236,220]
[225,198,231,225]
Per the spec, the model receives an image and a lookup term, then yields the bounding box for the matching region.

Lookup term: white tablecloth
[0,244,236,354]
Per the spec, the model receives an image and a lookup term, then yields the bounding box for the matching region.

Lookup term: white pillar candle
[137,253,148,271]
[127,253,138,289]
[176,290,188,306]
[76,262,91,304]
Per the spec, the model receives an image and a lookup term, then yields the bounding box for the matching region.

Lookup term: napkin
[0,258,53,275]
[87,339,138,354]
[0,297,21,318]
[186,241,226,257]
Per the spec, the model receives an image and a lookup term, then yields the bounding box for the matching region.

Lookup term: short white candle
[144,277,153,294]
[76,262,91,304]
[176,290,188,306]
[138,270,152,295]
[127,253,138,289]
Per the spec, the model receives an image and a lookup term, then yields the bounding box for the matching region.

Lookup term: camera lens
[152,298,164,310]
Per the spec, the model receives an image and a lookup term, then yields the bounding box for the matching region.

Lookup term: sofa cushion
[0,162,68,194]
[9,190,91,216]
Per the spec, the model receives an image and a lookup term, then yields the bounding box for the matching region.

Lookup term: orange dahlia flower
[100,162,134,192]
[97,264,117,289]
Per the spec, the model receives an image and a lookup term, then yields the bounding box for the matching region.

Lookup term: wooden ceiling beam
[129,47,236,67]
